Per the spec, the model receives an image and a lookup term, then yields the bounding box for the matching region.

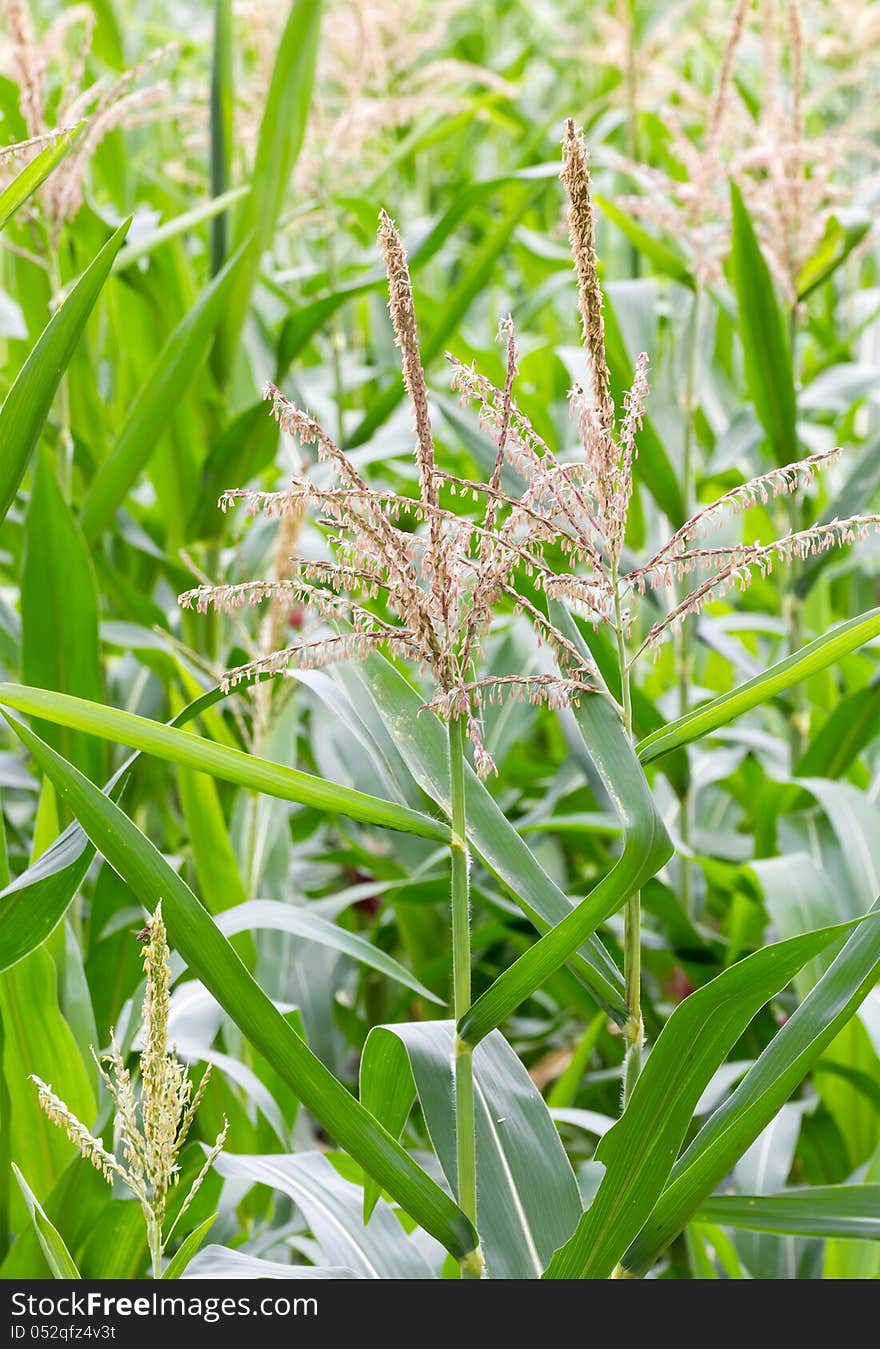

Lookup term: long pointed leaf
[12,1166,80,1280]
[460,605,672,1045]
[697,1185,880,1239]
[351,654,628,1022]
[729,181,797,464]
[0,219,129,524]
[623,897,880,1275]
[0,130,80,232]
[637,608,880,764]
[212,0,322,382]
[79,244,248,541]
[2,714,476,1262]
[0,683,449,842]
[544,921,860,1279]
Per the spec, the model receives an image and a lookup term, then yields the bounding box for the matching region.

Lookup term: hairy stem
[146,1211,163,1279]
[678,286,702,919]
[614,572,642,1104]
[449,715,483,1277]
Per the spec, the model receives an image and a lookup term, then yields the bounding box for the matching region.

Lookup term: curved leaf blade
[544,921,858,1279]
[214,1151,434,1278]
[623,898,880,1276]
[360,1021,582,1279]
[2,713,476,1262]
[351,654,627,1022]
[12,1166,80,1280]
[460,605,672,1045]
[212,0,323,382]
[215,899,441,1003]
[729,181,797,464]
[79,244,248,542]
[0,684,450,843]
[637,609,880,764]
[697,1185,880,1240]
[0,130,79,232]
[0,219,129,525]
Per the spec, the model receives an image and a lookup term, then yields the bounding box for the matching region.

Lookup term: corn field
[0,0,878,1289]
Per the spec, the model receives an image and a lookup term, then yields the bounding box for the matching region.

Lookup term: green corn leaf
[696,1185,880,1239]
[79,244,248,542]
[637,608,880,764]
[346,178,553,448]
[0,683,450,843]
[216,900,441,1003]
[0,129,80,233]
[161,1214,218,1279]
[729,181,798,465]
[184,1246,355,1278]
[2,714,477,1262]
[0,219,129,525]
[623,897,880,1276]
[360,1021,582,1278]
[112,188,249,274]
[595,193,695,289]
[22,455,103,783]
[214,1151,435,1278]
[459,604,671,1045]
[349,653,628,1023]
[544,920,860,1279]
[796,209,872,301]
[209,0,234,276]
[212,0,322,383]
[0,681,244,972]
[12,1166,81,1279]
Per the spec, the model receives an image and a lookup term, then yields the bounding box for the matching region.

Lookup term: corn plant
[0,0,878,1283]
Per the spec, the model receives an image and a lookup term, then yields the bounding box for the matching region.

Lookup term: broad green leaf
[0,682,241,972]
[729,181,797,464]
[209,0,234,276]
[161,1213,218,1279]
[623,897,880,1275]
[796,679,880,778]
[2,715,477,1262]
[12,1166,80,1279]
[350,653,627,1021]
[0,130,79,232]
[797,210,872,301]
[459,604,671,1045]
[112,188,249,274]
[697,1185,880,1239]
[595,193,694,289]
[0,948,96,1215]
[184,1246,355,1278]
[637,608,880,763]
[215,899,442,1003]
[360,1020,582,1279]
[0,219,129,525]
[544,922,855,1279]
[212,0,322,382]
[214,1151,435,1277]
[22,455,102,783]
[796,439,880,597]
[0,683,450,843]
[79,245,248,542]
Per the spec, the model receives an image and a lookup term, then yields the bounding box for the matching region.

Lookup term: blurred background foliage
[0,0,879,1279]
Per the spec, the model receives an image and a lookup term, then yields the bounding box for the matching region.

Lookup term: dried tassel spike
[561,120,615,449]
[377,210,438,513]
